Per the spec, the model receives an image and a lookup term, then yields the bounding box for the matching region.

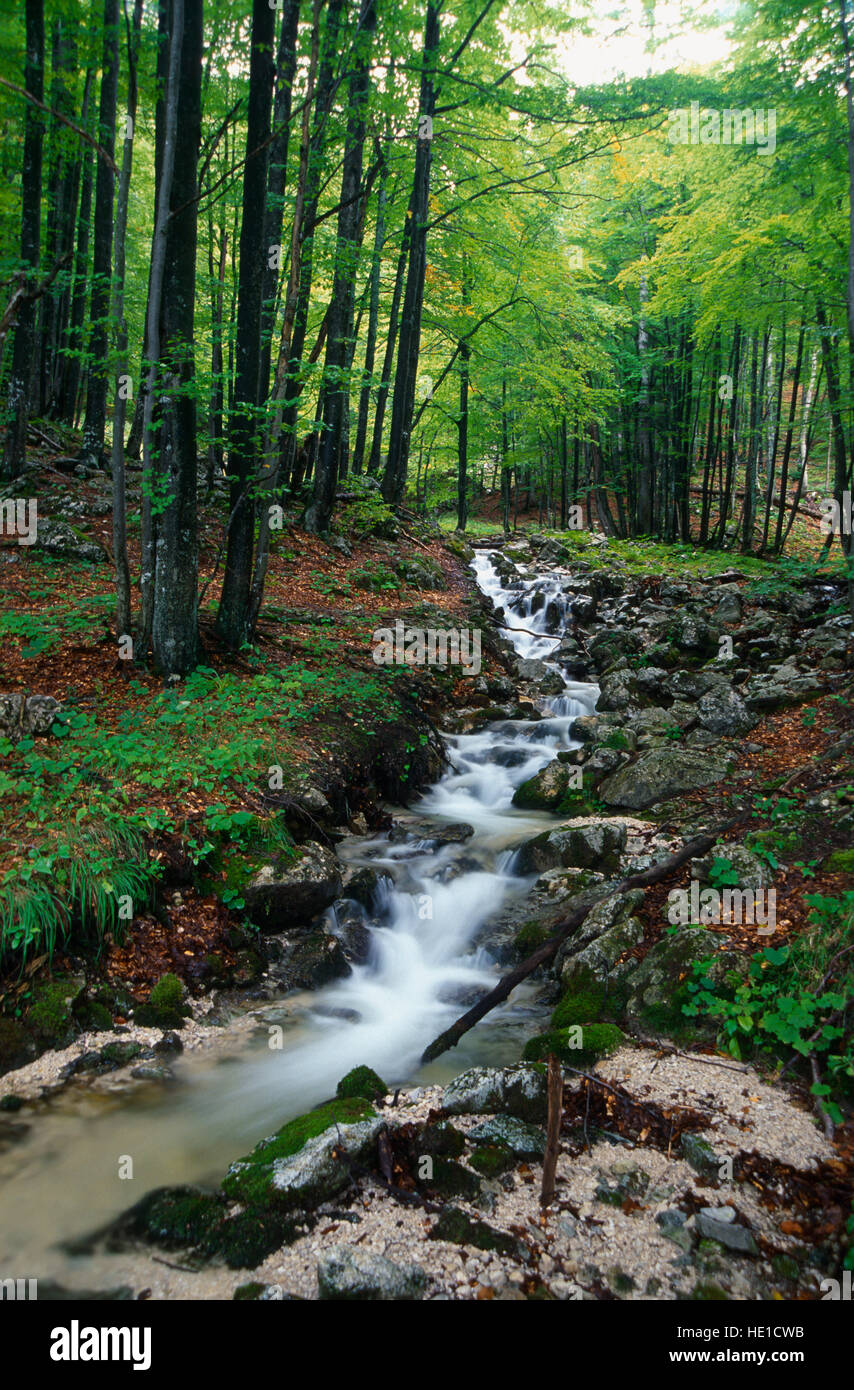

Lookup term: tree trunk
[307,0,377,533]
[81,0,120,465]
[1,0,44,483]
[352,156,387,475]
[110,0,143,643]
[381,2,440,507]
[216,0,276,646]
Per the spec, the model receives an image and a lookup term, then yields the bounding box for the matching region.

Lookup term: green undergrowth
[683,891,854,1122]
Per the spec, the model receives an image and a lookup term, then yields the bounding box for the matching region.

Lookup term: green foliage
[683,892,854,1117]
[149,973,184,1012]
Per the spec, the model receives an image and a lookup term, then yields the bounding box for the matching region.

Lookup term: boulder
[317,1248,427,1301]
[468,1115,546,1160]
[598,748,730,810]
[624,926,744,1029]
[556,889,645,988]
[441,1063,548,1122]
[244,842,343,931]
[36,517,105,563]
[223,1104,382,1212]
[695,685,757,737]
[511,759,571,810]
[515,820,627,875]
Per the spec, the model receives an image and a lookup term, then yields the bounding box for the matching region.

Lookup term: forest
[0,0,853,1327]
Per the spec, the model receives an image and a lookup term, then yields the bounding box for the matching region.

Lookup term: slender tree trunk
[381,2,440,506]
[110,0,143,643]
[352,156,387,475]
[81,0,119,465]
[1,0,44,483]
[56,69,94,426]
[307,0,377,533]
[773,322,805,552]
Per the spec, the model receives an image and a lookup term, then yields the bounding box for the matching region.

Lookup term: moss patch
[522,1022,625,1067]
[469,1144,515,1178]
[513,920,552,955]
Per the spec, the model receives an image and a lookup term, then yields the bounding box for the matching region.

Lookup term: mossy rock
[123,1186,226,1250]
[229,1097,375,1174]
[28,977,83,1044]
[469,1144,515,1178]
[522,1022,625,1067]
[418,1156,482,1201]
[826,848,854,875]
[336,1065,387,1103]
[551,981,607,1029]
[233,1282,267,1301]
[222,1097,377,1210]
[417,1120,466,1158]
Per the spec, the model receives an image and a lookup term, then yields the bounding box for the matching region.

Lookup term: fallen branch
[420,816,746,1064]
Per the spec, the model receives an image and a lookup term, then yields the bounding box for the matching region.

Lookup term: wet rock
[388,819,474,846]
[598,748,730,810]
[515,820,627,875]
[344,866,381,909]
[511,759,572,810]
[441,1063,548,1123]
[317,1248,427,1301]
[222,1100,382,1213]
[283,930,351,989]
[244,842,343,931]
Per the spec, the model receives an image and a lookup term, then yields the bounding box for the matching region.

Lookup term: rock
[222,1099,382,1213]
[710,589,743,624]
[317,1248,427,1301]
[511,759,572,810]
[690,844,774,891]
[514,658,565,695]
[557,889,645,988]
[598,748,730,810]
[682,1133,724,1178]
[624,927,733,1030]
[515,820,627,875]
[389,819,474,846]
[244,842,343,931]
[336,1065,387,1102]
[283,930,351,988]
[441,1063,548,1123]
[344,866,381,909]
[468,1115,547,1159]
[36,517,105,563]
[695,685,757,737]
[744,664,823,710]
[695,1210,757,1255]
[0,692,62,741]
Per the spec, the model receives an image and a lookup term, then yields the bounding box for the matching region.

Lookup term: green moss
[233,1282,266,1300]
[522,1022,625,1067]
[826,848,854,875]
[224,1097,374,1184]
[336,1065,388,1103]
[150,973,184,1011]
[469,1144,515,1178]
[28,978,79,1042]
[419,1157,482,1201]
[551,982,606,1029]
[126,1186,226,1249]
[513,920,551,955]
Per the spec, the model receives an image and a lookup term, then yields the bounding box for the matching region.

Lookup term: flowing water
[0,549,598,1285]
